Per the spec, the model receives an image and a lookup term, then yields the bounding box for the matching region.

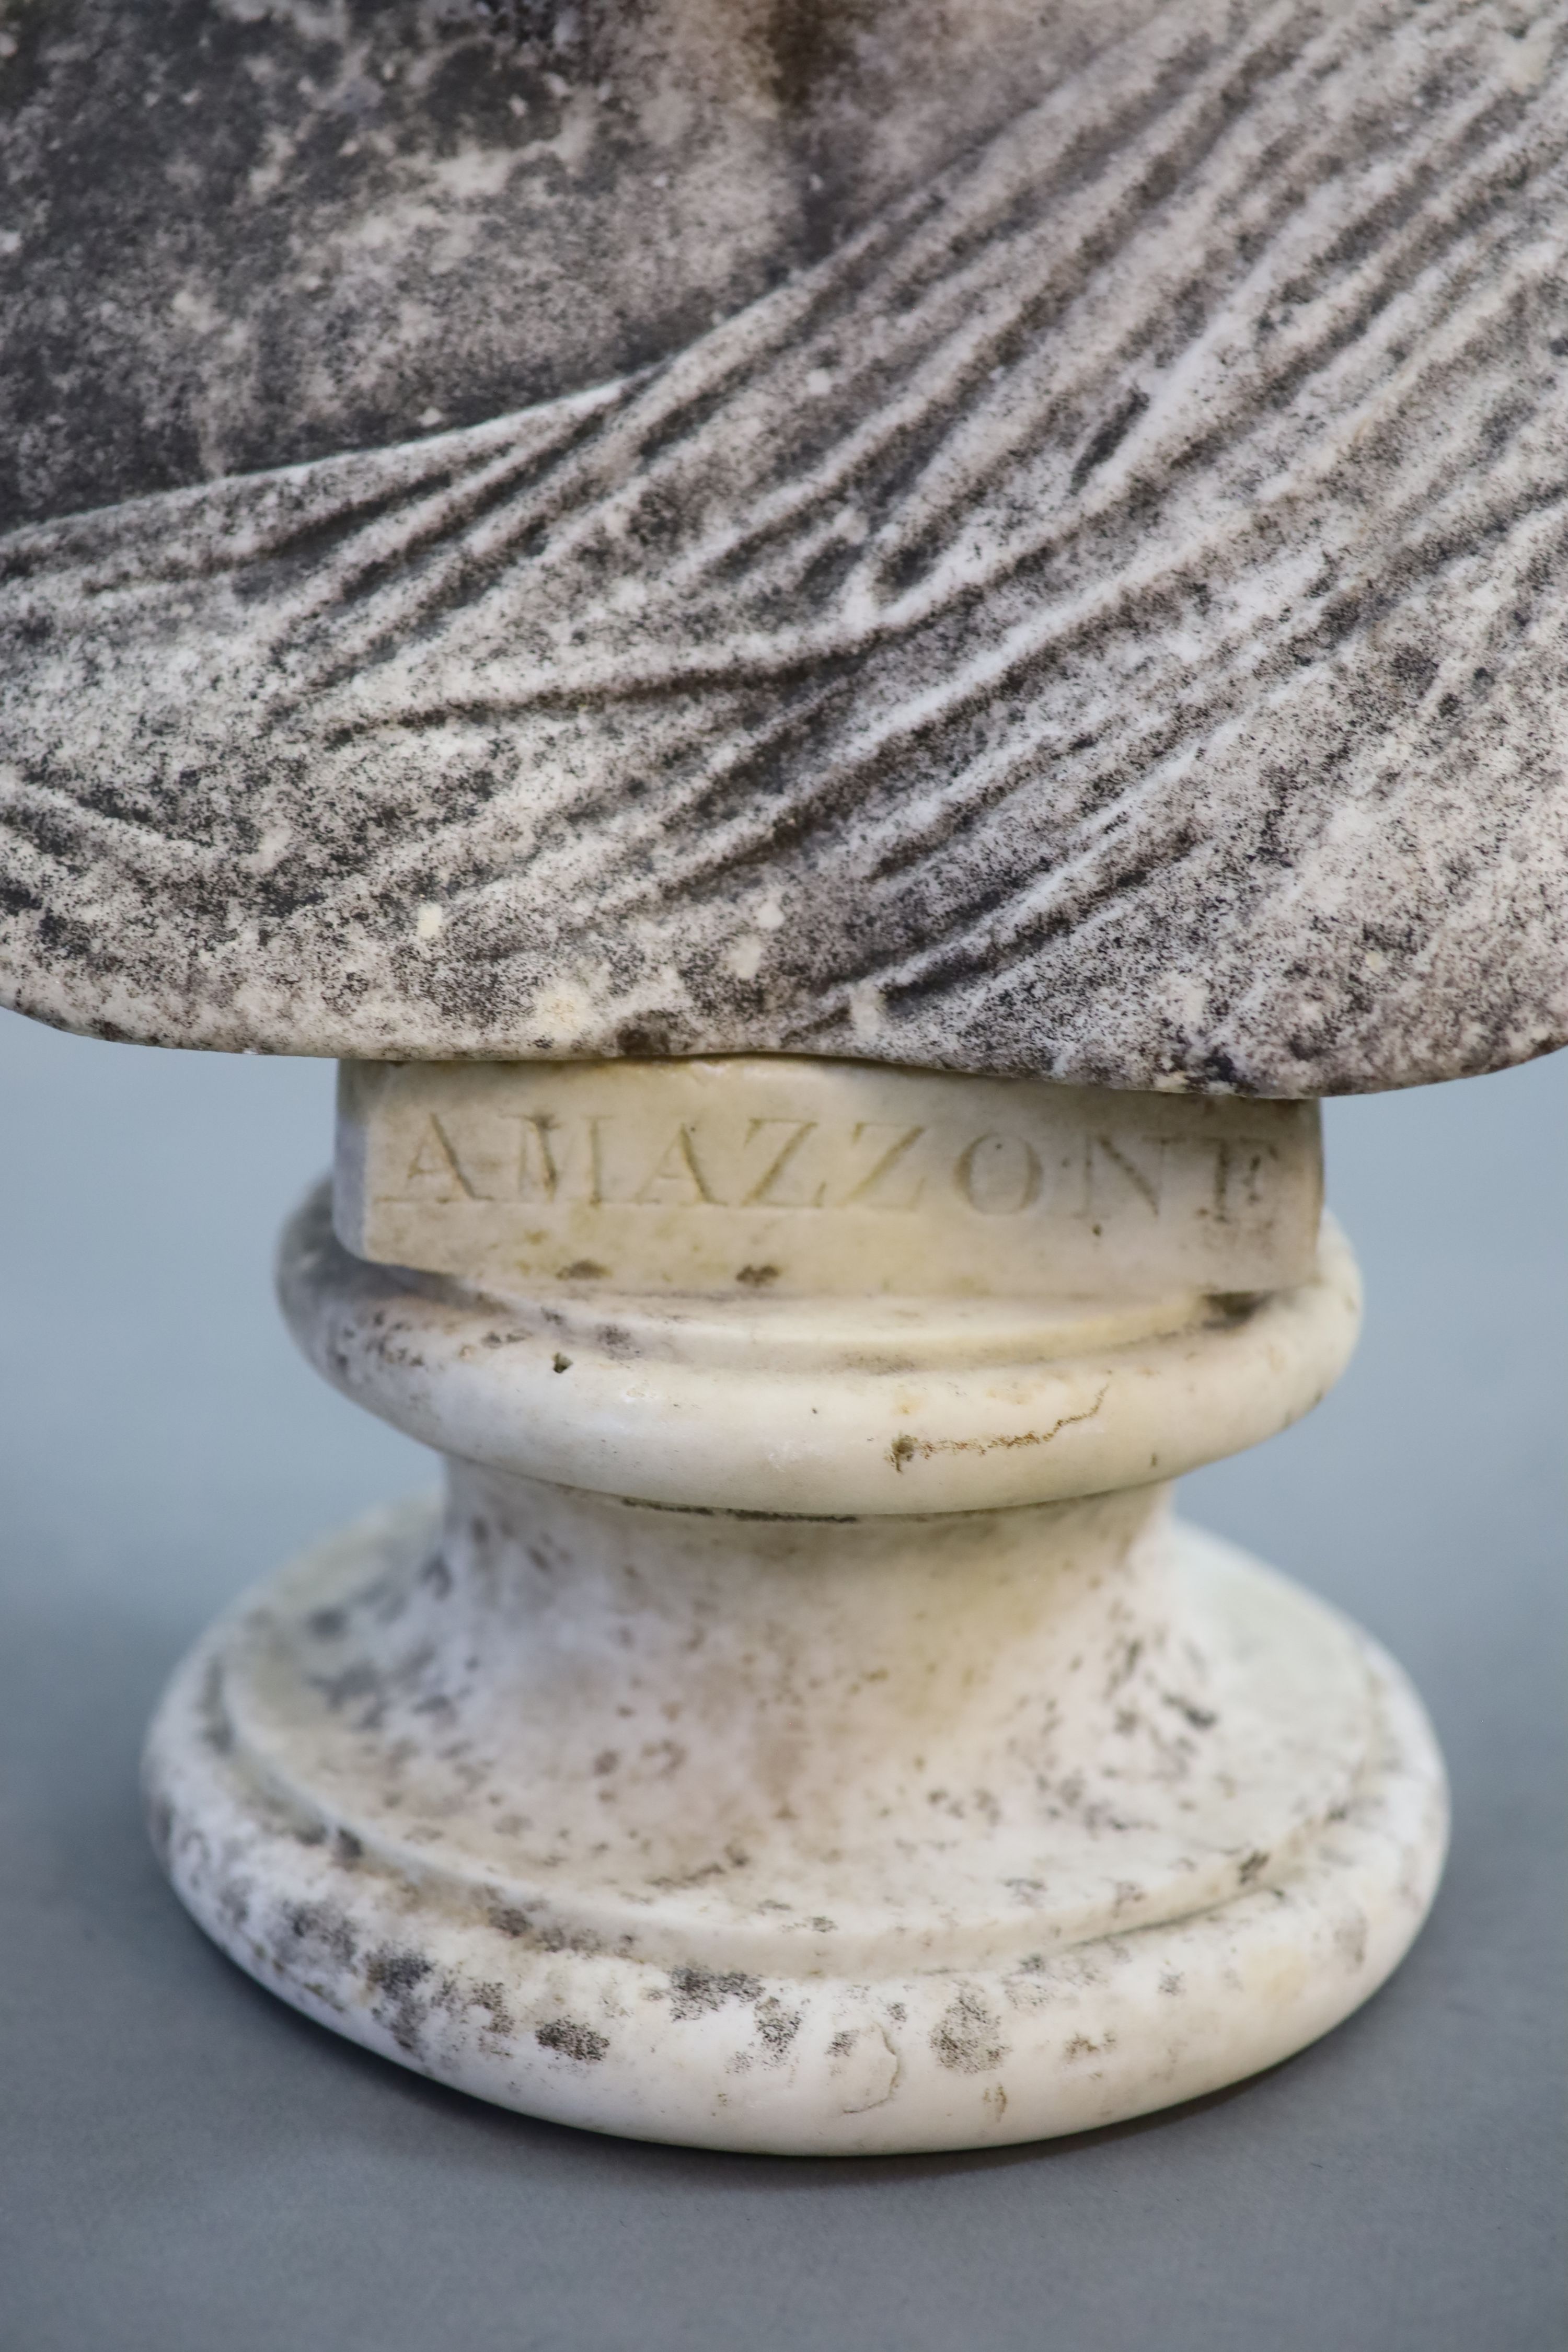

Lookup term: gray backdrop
[0,1010,1561,2352]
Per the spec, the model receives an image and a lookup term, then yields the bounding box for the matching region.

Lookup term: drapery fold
[2,0,1565,1091]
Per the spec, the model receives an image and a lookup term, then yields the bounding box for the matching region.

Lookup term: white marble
[145,1058,1444,2153]
[146,1500,1443,2156]
[280,1182,1359,1519]
[335,1057,1323,1301]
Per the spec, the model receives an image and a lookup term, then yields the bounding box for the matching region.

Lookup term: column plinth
[145,1058,1445,2153]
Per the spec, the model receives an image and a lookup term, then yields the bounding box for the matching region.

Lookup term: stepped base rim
[144,1515,1447,2156]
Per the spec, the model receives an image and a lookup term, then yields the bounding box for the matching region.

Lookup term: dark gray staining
[0,0,1081,532]
[665,1966,763,2020]
[535,2017,609,2062]
[752,1996,802,2061]
[363,1943,437,2051]
[930,1988,1010,2074]
[283,1899,359,1971]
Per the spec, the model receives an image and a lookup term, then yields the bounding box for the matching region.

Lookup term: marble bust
[0,0,1561,2150]
[2,0,1565,1089]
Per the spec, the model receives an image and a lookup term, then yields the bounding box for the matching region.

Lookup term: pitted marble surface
[137,1088,1440,2153]
[144,1492,1446,2154]
[1,0,1566,1090]
[278,1180,1362,1515]
[2,1018,1558,2342]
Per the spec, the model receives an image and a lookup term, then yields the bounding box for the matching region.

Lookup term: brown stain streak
[887,1380,1111,1472]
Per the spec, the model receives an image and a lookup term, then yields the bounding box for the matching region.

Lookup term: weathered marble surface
[144,1137,1442,2152]
[146,1495,1445,2154]
[1,0,1565,1090]
[335,1058,1324,1299]
[282,1169,1361,1513]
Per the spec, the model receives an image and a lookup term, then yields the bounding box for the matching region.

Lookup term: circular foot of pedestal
[145,1503,1445,2154]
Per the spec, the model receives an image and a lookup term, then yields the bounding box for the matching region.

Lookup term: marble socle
[145,1057,1446,2153]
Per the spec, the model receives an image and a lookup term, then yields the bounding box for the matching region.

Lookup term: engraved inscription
[741,1119,822,1208]
[382,1110,1283,1225]
[507,1114,563,1204]
[841,1125,927,1212]
[955,1133,1043,1217]
[400,1114,478,1203]
[338,1059,1323,1301]
[632,1124,718,1207]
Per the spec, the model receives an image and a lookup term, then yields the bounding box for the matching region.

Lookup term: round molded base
[145,1503,1445,2155]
